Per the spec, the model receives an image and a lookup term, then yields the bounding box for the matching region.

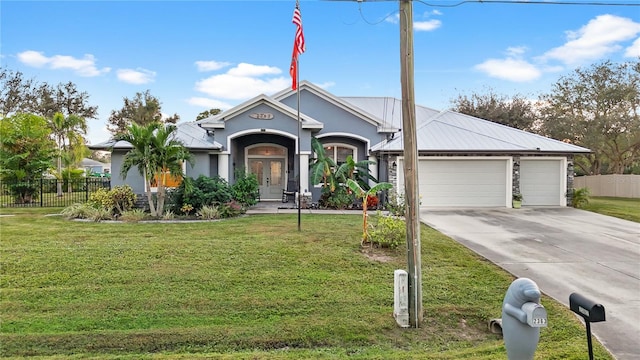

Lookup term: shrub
[572,187,591,208]
[198,205,220,220]
[231,169,260,207]
[9,182,38,204]
[169,175,232,214]
[385,191,405,216]
[320,186,354,209]
[89,185,136,215]
[162,210,176,220]
[119,209,147,222]
[180,203,194,216]
[61,203,97,219]
[109,185,136,214]
[218,200,244,218]
[366,195,379,209]
[90,207,113,222]
[368,212,406,249]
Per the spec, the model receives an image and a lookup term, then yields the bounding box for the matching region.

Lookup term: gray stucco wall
[280,91,384,146]
[110,149,146,194]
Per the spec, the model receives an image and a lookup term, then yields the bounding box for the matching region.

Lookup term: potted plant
[512,193,523,209]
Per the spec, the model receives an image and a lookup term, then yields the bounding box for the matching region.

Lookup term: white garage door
[520,159,564,206]
[398,158,509,207]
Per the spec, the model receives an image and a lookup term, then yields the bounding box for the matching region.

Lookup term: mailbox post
[502,278,548,360]
[569,292,606,360]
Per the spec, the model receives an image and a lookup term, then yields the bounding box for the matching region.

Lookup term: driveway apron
[420,207,640,360]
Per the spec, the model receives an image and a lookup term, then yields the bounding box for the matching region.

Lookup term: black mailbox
[570,293,606,323]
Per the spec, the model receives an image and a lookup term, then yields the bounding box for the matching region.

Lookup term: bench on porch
[282,180,297,203]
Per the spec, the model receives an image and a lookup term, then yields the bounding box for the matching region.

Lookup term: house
[79,158,111,177]
[91,81,590,208]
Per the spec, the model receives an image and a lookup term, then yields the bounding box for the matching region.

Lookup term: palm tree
[49,112,87,196]
[116,122,193,217]
[335,154,378,190]
[309,137,338,191]
[346,179,393,245]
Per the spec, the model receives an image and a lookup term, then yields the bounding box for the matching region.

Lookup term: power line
[415,0,640,7]
[326,0,639,6]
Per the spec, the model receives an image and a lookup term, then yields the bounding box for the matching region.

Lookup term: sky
[2,0,639,145]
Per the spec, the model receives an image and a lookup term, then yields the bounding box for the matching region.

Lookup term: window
[248,145,286,156]
[323,144,357,165]
[148,162,186,192]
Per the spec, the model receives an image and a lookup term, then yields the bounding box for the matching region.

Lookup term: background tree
[116,122,193,217]
[36,82,98,120]
[0,114,56,202]
[538,60,640,175]
[450,88,538,131]
[195,108,222,121]
[0,68,98,122]
[108,90,180,136]
[50,112,88,196]
[0,68,38,116]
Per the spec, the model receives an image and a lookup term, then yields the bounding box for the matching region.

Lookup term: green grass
[582,196,640,223]
[0,211,614,359]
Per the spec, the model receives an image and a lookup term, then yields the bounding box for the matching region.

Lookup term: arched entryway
[246,144,288,200]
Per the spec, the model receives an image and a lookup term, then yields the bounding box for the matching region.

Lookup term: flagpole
[296,57,301,231]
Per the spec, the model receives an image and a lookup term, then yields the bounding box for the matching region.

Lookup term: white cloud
[414,19,442,32]
[194,62,288,100]
[385,14,399,24]
[195,60,231,72]
[315,81,336,90]
[385,12,442,32]
[506,46,527,57]
[196,73,289,100]
[625,37,640,58]
[187,97,234,110]
[227,63,281,77]
[17,50,110,77]
[542,14,640,65]
[116,68,156,84]
[475,58,542,82]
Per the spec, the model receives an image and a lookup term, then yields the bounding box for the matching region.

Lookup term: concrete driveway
[420,207,640,360]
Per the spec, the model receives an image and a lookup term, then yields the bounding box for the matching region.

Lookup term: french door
[248,158,285,200]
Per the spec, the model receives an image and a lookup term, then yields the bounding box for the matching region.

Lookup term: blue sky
[2,0,639,145]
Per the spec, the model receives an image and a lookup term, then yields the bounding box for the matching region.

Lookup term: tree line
[450,60,640,175]
[1,58,638,188]
[0,67,220,190]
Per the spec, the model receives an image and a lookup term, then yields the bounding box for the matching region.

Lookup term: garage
[398,157,510,207]
[520,158,565,206]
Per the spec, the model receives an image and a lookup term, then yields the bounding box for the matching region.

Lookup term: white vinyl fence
[574,175,640,198]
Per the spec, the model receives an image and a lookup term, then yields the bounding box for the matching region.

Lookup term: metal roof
[340,96,441,131]
[88,123,222,151]
[341,98,590,154]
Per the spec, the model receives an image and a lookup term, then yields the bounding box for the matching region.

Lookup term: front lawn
[0,211,613,359]
[582,196,640,223]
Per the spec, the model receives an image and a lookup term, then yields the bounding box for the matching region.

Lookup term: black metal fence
[0,178,111,208]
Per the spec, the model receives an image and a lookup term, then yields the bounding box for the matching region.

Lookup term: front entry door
[249,158,285,200]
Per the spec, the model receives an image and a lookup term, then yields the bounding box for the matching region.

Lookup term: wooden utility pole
[399,0,423,327]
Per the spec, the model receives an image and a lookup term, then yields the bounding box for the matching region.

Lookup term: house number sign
[249,112,274,120]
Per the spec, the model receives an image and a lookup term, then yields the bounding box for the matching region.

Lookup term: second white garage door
[520,159,565,206]
[398,158,510,207]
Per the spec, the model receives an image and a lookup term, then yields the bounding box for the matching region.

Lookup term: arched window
[323,143,357,165]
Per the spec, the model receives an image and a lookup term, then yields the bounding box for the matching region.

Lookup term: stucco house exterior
[92,81,590,208]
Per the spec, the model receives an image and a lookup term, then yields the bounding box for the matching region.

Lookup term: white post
[300,152,310,192]
[368,155,378,187]
[218,152,230,182]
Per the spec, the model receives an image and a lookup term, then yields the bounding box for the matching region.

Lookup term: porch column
[369,155,378,187]
[218,152,230,182]
[299,151,310,192]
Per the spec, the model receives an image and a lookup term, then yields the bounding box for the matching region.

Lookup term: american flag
[290,1,305,90]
